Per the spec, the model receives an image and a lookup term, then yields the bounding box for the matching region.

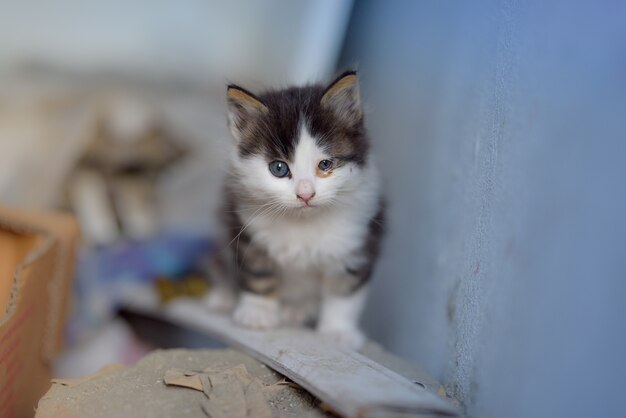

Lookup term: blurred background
[1,1,625,417]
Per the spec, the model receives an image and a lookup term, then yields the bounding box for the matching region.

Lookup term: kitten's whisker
[222,201,278,253]
[231,199,283,213]
[234,202,281,264]
[237,202,287,269]
[225,197,283,213]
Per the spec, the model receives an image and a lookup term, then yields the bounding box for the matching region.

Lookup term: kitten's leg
[234,292,280,329]
[232,244,281,329]
[317,283,369,350]
[205,287,237,312]
[318,208,384,348]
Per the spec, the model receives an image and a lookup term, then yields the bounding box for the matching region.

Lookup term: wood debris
[163,368,204,391]
[163,364,272,418]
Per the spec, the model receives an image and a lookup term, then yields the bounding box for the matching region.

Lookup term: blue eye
[268,160,290,178]
[318,159,334,171]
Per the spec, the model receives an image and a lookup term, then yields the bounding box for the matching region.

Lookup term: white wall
[0,0,351,86]
[341,1,626,417]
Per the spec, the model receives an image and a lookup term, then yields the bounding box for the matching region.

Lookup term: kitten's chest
[247,210,367,269]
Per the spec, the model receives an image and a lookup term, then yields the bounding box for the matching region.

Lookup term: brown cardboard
[0,206,79,418]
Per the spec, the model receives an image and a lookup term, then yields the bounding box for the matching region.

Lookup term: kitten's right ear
[227,85,268,141]
[321,70,362,126]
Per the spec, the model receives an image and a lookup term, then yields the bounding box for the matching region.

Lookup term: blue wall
[341,1,626,416]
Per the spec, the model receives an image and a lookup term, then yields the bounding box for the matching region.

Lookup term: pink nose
[297,192,315,204]
[296,180,315,204]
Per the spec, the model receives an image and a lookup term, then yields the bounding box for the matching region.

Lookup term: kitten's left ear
[321,70,362,125]
[227,85,268,141]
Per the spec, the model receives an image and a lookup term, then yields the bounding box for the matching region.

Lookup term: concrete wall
[341,1,626,417]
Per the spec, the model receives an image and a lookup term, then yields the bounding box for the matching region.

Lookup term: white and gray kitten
[206,71,384,349]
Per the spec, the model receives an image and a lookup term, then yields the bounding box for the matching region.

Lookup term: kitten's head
[226,71,370,213]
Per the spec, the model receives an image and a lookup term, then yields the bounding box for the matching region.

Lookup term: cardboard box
[0,206,79,418]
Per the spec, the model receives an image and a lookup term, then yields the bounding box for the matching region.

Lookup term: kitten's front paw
[203,287,237,312]
[233,293,280,329]
[318,327,366,350]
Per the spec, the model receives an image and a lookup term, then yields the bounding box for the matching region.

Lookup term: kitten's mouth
[296,202,316,209]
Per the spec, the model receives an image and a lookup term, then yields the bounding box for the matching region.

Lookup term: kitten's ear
[227,85,268,141]
[321,70,362,125]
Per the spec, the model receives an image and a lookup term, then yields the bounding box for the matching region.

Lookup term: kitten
[206,71,384,349]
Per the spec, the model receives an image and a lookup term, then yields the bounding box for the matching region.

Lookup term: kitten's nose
[296,180,315,204]
[297,192,315,204]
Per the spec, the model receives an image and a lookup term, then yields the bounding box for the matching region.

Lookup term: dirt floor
[36,349,335,418]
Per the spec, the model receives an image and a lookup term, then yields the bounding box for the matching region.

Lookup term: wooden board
[132,299,460,418]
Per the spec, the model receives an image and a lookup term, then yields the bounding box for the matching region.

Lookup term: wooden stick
[136,299,460,418]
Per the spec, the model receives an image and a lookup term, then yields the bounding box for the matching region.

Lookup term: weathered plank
[141,299,461,418]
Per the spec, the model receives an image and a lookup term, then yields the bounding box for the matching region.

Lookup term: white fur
[317,285,369,349]
[295,179,314,200]
[233,292,280,329]
[203,286,237,312]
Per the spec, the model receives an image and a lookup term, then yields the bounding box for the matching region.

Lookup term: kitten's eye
[268,160,290,178]
[318,159,334,172]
